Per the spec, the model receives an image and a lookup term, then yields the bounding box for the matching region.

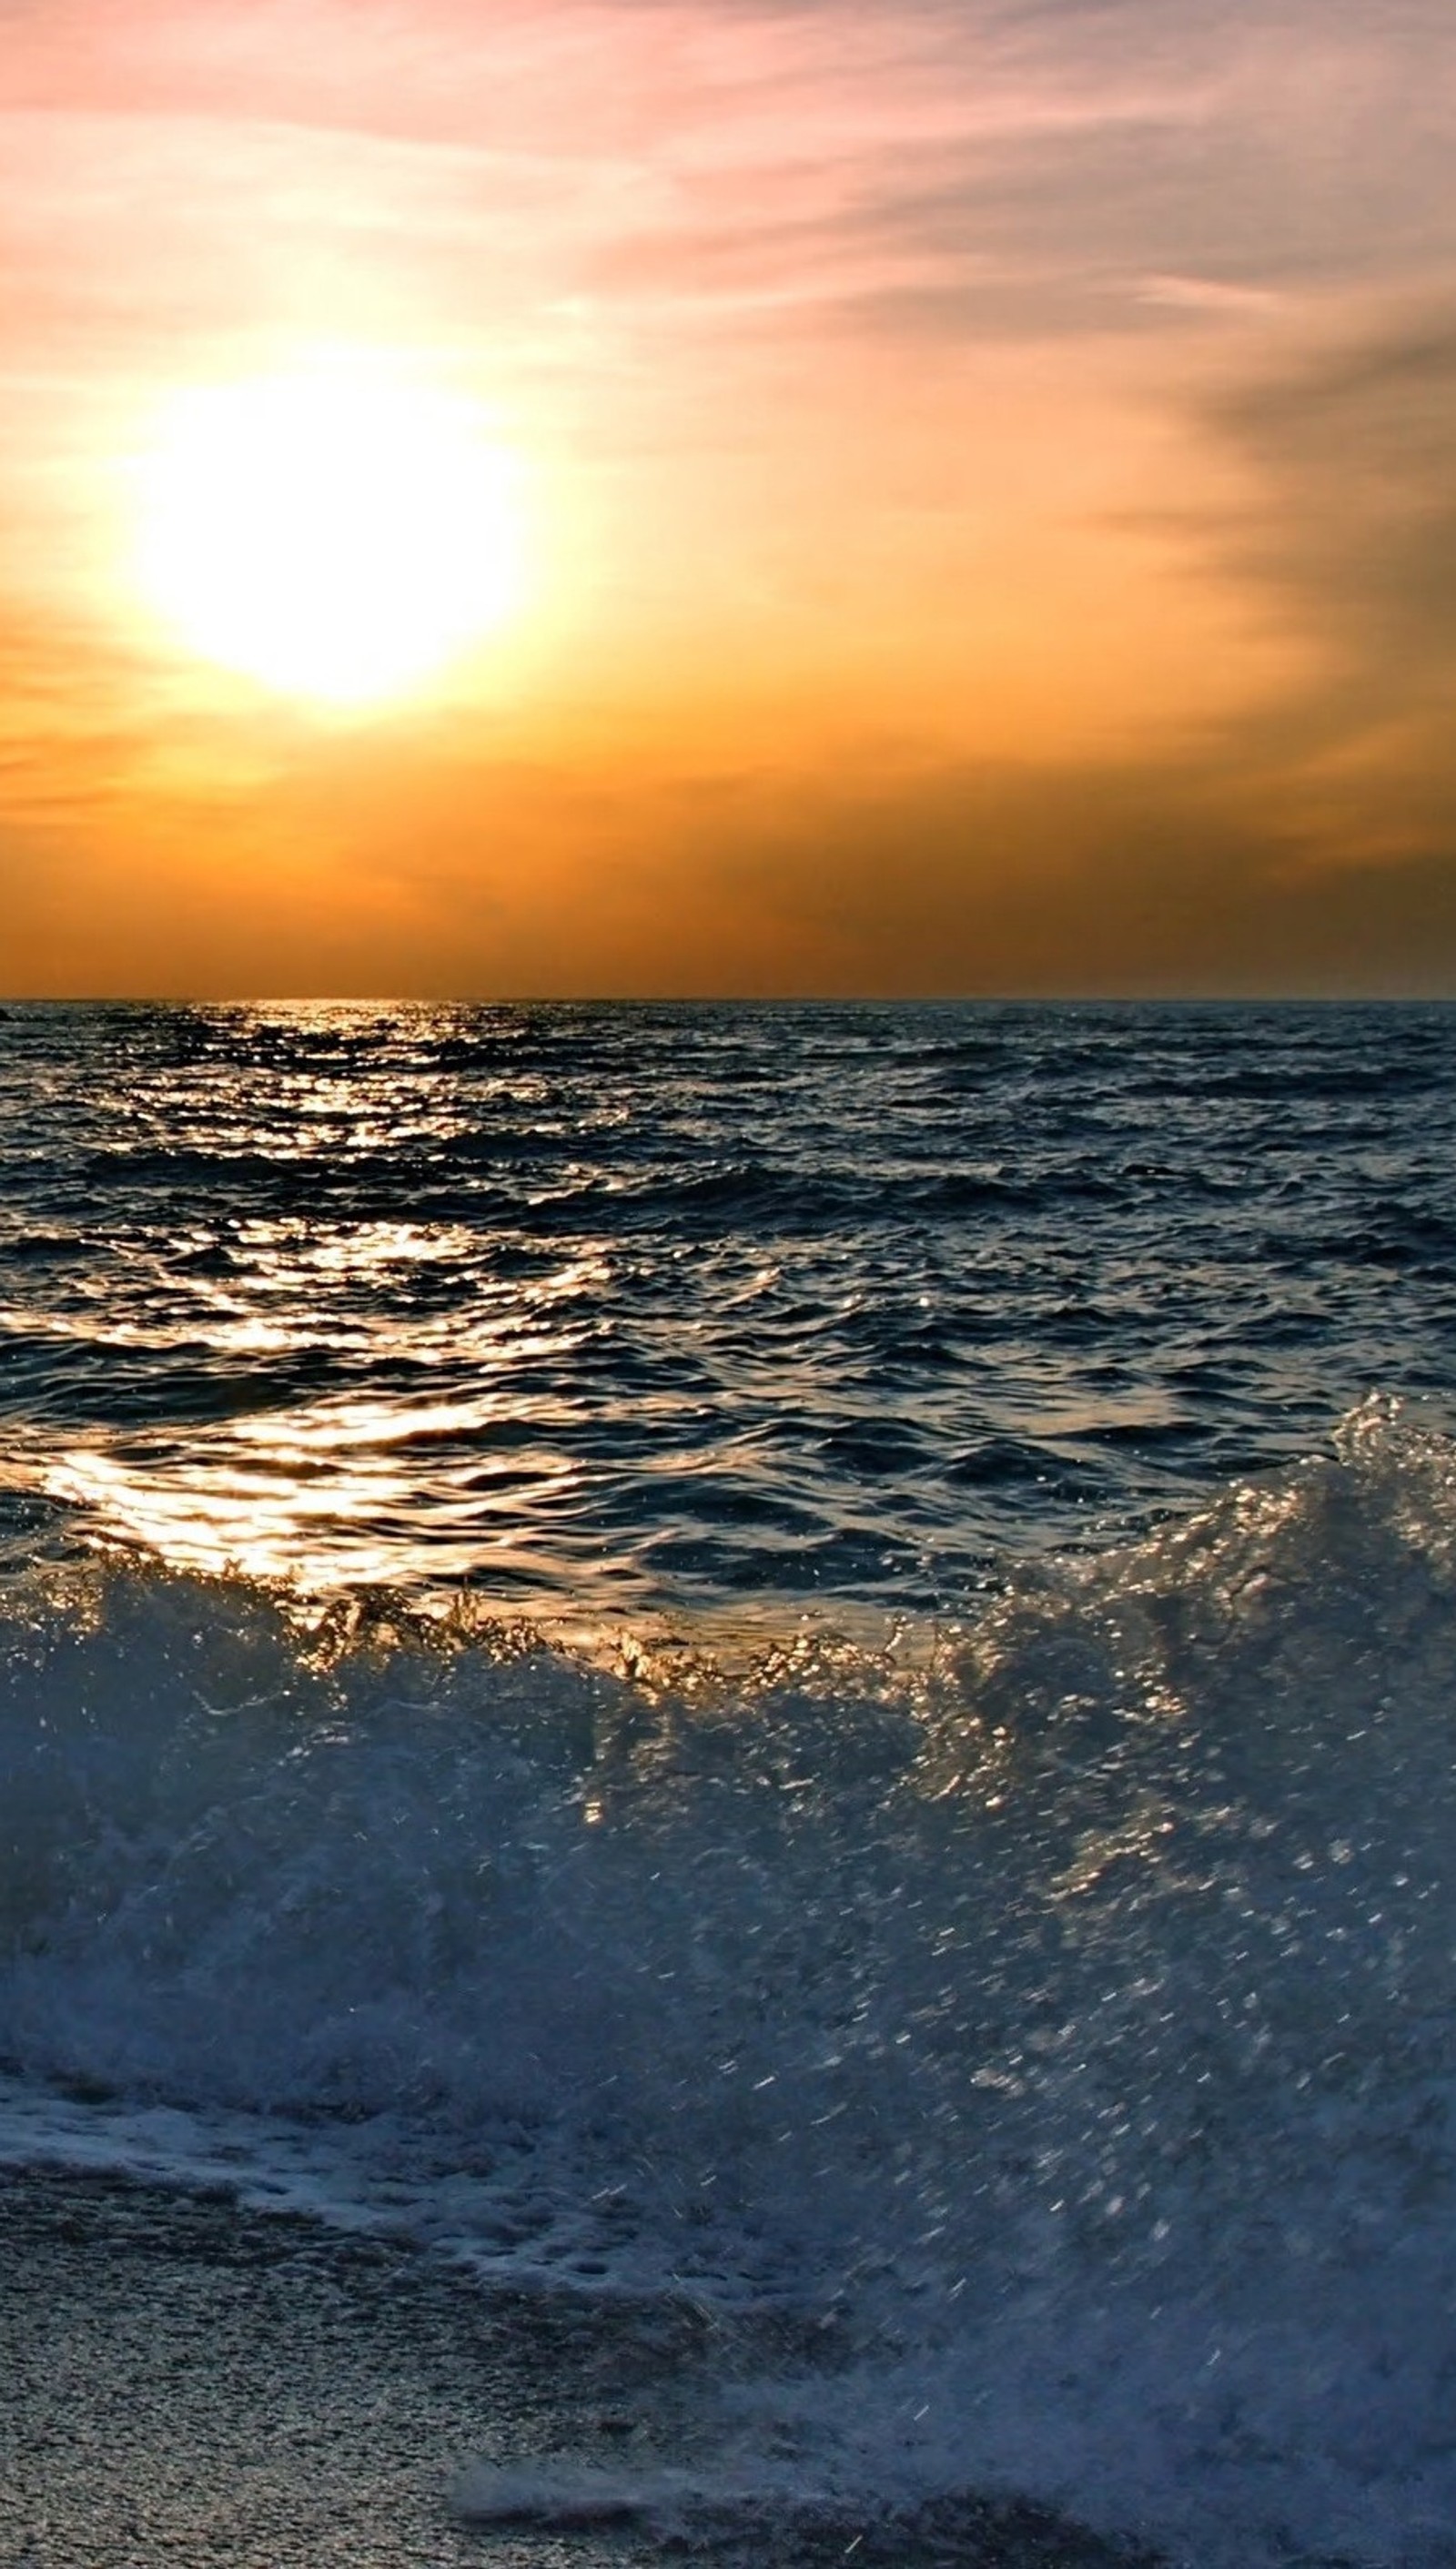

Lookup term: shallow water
[2,2169,1158,2567]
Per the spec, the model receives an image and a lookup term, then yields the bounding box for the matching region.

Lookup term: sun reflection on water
[33,1232,617,1594]
[8,997,1441,1623]
[44,1425,592,1594]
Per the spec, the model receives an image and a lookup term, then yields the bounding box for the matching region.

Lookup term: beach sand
[0,2168,1163,2568]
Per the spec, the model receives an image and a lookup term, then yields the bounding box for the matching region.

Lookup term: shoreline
[1,2165,1166,2568]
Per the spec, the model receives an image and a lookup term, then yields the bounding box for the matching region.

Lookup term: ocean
[2,998,1455,2566]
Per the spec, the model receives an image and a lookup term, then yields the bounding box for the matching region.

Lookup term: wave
[3,1395,1455,2562]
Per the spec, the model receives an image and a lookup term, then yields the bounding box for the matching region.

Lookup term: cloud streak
[7,0,1456,358]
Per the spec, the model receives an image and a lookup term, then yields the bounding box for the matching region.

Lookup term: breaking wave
[3,1395,1456,2564]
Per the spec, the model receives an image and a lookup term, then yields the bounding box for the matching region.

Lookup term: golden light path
[134,361,527,709]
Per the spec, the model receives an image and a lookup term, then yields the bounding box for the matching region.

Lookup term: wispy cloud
[5,0,1454,361]
[1210,301,1456,688]
[1165,293,1456,871]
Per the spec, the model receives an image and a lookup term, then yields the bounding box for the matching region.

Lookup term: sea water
[2,999,1455,2564]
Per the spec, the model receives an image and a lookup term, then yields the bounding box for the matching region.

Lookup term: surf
[3,1397,1455,2559]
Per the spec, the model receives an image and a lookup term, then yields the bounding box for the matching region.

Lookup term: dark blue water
[2,999,1452,1609]
[5,999,1456,2566]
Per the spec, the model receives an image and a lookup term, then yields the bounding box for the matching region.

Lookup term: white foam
[449,2458,789,2532]
[4,1396,1456,2563]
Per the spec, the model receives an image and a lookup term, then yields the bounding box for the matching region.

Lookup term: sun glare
[135,365,526,709]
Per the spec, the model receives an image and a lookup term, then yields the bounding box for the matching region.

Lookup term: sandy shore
[0,2168,1164,2568]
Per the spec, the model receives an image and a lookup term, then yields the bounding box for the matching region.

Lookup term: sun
[134,363,526,709]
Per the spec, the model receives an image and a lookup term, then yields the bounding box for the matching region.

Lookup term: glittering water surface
[1,999,1452,1605]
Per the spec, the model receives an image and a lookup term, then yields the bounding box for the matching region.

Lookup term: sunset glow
[0,0,1453,993]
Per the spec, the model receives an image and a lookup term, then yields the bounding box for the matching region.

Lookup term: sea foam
[3,1396,1455,2563]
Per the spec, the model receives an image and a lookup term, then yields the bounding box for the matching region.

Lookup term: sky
[4,0,1456,996]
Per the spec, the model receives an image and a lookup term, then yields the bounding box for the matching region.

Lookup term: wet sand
[0,2169,1164,2569]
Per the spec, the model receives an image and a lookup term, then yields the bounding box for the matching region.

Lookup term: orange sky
[4,0,1456,995]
